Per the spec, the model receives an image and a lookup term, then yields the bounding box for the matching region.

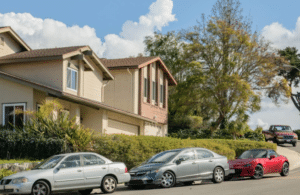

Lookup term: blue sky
[1,0,300,130]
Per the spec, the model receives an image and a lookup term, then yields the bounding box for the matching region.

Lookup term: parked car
[0,152,130,195]
[126,147,230,189]
[263,125,298,147]
[227,149,289,180]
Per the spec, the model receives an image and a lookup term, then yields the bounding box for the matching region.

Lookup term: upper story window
[3,103,26,129]
[160,84,164,103]
[152,63,157,103]
[67,67,78,91]
[143,66,149,101]
[152,81,157,101]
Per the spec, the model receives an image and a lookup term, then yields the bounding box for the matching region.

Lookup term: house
[0,26,177,136]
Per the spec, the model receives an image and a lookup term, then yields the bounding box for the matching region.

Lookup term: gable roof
[99,56,177,86]
[0,26,31,51]
[0,70,157,124]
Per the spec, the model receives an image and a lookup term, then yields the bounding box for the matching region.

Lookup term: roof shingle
[99,56,158,68]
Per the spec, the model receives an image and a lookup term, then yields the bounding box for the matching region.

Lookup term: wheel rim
[254,166,263,178]
[214,168,224,182]
[32,183,47,195]
[283,163,289,174]
[161,172,174,187]
[104,178,116,192]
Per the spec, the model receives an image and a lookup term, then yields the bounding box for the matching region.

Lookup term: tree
[278,47,300,111]
[181,0,290,133]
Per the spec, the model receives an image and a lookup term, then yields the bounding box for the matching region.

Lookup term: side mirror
[175,159,182,165]
[270,155,275,159]
[235,157,238,159]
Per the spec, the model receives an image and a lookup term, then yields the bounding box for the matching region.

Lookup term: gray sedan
[0,152,130,195]
[126,147,230,188]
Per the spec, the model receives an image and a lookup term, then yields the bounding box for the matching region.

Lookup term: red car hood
[275,132,296,136]
[228,158,256,168]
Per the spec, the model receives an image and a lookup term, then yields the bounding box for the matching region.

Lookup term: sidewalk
[276,146,300,170]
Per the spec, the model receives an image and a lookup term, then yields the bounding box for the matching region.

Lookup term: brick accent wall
[141,101,168,124]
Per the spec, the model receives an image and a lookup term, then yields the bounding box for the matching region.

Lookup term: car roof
[54,152,100,157]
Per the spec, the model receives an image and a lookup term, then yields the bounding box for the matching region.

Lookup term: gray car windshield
[273,126,292,132]
[238,150,267,159]
[33,155,64,169]
[147,150,180,163]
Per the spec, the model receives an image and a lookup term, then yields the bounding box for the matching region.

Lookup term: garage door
[107,119,139,135]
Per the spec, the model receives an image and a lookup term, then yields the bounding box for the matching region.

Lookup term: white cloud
[256,119,269,129]
[261,17,300,50]
[0,0,176,59]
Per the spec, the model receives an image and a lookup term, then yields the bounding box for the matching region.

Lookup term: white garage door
[107,119,139,135]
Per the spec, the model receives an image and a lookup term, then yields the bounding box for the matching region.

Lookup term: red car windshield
[238,150,267,159]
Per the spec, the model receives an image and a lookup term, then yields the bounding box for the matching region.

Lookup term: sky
[1,0,300,130]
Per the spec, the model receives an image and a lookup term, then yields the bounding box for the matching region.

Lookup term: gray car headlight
[12,177,28,184]
[146,170,159,174]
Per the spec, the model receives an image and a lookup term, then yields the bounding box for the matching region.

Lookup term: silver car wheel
[214,168,224,182]
[32,183,47,195]
[161,172,174,188]
[104,177,116,192]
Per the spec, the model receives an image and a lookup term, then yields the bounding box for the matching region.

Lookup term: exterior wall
[80,106,103,134]
[144,122,167,137]
[0,78,34,125]
[0,33,23,57]
[0,60,63,90]
[104,69,138,114]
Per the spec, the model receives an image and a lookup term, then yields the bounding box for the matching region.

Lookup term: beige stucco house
[0,26,177,136]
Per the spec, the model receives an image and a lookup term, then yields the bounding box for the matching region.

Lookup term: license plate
[229,169,235,174]
[286,140,291,142]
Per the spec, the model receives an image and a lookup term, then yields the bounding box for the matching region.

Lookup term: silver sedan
[126,147,230,188]
[0,152,130,195]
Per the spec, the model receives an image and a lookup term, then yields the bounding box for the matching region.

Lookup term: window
[177,150,195,161]
[83,154,105,166]
[67,68,78,91]
[196,150,214,159]
[160,84,164,103]
[3,103,26,128]
[144,78,148,98]
[59,155,81,168]
[152,81,156,101]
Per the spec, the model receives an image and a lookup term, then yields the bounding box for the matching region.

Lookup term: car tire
[161,171,176,188]
[273,138,279,145]
[212,167,224,183]
[101,176,117,194]
[293,142,297,147]
[31,181,50,195]
[251,165,264,179]
[79,189,93,195]
[280,162,289,176]
[183,181,194,186]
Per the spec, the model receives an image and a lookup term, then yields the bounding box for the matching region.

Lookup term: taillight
[125,167,128,173]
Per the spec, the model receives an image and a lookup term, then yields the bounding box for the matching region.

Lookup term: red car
[227,149,289,180]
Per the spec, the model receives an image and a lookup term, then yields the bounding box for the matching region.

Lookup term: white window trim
[2,103,26,126]
[67,67,78,91]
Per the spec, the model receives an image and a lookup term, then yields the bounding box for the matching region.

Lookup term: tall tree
[278,47,300,111]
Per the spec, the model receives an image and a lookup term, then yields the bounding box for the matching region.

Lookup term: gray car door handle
[209,159,213,162]
[102,167,107,169]
[192,162,196,165]
[77,170,82,172]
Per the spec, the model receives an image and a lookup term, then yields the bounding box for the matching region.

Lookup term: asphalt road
[277,141,300,153]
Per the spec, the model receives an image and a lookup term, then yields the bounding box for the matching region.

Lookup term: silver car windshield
[238,150,267,159]
[273,126,292,132]
[147,150,180,163]
[33,155,64,170]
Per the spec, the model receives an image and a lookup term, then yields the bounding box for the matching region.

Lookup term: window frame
[2,103,26,127]
[196,150,214,159]
[144,77,148,98]
[59,155,82,169]
[67,67,78,91]
[82,154,106,166]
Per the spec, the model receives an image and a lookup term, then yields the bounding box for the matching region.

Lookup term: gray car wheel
[32,181,50,195]
[280,162,289,176]
[101,176,117,194]
[251,165,264,179]
[212,167,224,183]
[161,171,175,188]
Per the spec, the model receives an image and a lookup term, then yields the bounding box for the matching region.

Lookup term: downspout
[127,68,134,113]
[102,80,110,102]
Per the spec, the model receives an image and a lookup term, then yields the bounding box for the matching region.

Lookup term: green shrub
[0,169,17,180]
[294,130,300,140]
[0,159,41,164]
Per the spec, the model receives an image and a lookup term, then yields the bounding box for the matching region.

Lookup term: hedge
[91,135,277,169]
[0,169,16,180]
[294,130,300,140]
[0,130,66,160]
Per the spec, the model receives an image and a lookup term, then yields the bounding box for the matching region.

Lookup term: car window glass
[268,150,278,158]
[60,155,81,168]
[83,154,105,166]
[177,150,195,161]
[196,150,214,159]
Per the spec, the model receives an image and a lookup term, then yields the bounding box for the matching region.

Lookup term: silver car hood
[130,163,165,172]
[3,169,52,180]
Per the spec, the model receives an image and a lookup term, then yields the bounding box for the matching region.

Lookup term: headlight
[12,177,28,184]
[243,164,252,167]
[146,170,159,174]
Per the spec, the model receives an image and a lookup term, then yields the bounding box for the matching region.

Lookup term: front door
[53,155,85,190]
[82,154,108,187]
[265,150,281,173]
[175,150,199,181]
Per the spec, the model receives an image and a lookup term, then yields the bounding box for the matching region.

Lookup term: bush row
[91,135,276,169]
[294,130,300,140]
[0,130,66,160]
[0,169,16,180]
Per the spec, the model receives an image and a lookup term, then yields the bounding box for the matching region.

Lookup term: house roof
[0,26,31,51]
[99,56,177,86]
[0,70,158,124]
